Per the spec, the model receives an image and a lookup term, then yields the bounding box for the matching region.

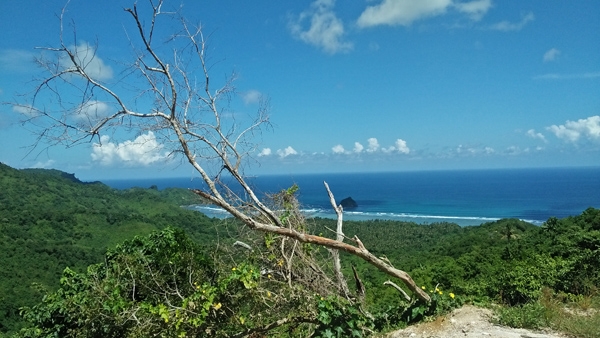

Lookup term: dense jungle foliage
[1,162,599,337]
[0,163,219,333]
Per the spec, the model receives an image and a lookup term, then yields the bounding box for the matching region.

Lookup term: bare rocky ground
[385,305,571,338]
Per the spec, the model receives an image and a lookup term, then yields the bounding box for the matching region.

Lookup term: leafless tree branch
[13,0,430,304]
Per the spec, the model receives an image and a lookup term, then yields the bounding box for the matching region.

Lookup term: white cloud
[394,139,410,154]
[13,105,38,118]
[0,49,36,72]
[366,137,380,152]
[456,144,476,154]
[543,48,560,62]
[356,0,492,28]
[73,100,110,122]
[353,142,364,153]
[450,144,496,157]
[91,131,167,166]
[547,116,600,143]
[505,145,529,155]
[333,138,409,155]
[277,146,298,158]
[489,12,534,31]
[289,0,353,54]
[60,42,113,80]
[357,0,452,27]
[242,90,262,104]
[534,72,600,80]
[32,159,55,169]
[454,0,492,21]
[382,139,410,153]
[526,129,547,142]
[332,144,346,154]
[258,148,272,157]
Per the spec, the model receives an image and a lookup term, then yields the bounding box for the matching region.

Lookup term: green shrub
[494,302,551,330]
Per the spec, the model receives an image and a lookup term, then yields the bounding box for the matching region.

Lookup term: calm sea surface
[102,167,600,226]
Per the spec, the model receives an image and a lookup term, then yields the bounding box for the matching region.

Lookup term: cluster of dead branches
[13,0,430,312]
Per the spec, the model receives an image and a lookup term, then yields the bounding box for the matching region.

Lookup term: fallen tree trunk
[192,188,431,303]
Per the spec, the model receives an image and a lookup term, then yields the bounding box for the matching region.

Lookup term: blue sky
[1,0,599,180]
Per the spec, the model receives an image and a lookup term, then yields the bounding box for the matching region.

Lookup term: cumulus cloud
[366,137,380,152]
[258,148,272,157]
[394,139,410,154]
[526,129,547,142]
[543,48,560,62]
[277,146,298,158]
[332,144,346,154]
[489,12,534,31]
[353,142,364,153]
[357,0,452,27]
[547,116,600,143]
[91,131,167,166]
[289,0,353,54]
[60,42,113,80]
[382,139,410,153]
[454,0,493,21]
[333,138,409,155]
[242,90,262,104]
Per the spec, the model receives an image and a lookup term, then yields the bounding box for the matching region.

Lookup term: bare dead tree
[324,182,351,299]
[12,0,430,303]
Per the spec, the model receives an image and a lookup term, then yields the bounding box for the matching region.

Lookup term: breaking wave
[186,205,543,226]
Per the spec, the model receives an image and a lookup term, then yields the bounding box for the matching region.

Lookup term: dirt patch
[385,305,570,338]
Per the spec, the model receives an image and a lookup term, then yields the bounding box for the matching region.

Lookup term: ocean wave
[187,205,231,215]
[185,205,544,226]
[344,210,500,221]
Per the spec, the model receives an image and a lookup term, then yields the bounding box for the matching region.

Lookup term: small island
[340,196,358,209]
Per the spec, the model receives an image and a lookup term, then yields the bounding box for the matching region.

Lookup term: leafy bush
[16,228,268,337]
[495,301,551,330]
[313,296,373,338]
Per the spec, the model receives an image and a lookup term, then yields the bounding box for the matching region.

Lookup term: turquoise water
[103,167,600,226]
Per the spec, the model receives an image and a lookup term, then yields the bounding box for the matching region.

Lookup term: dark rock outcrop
[340,197,358,209]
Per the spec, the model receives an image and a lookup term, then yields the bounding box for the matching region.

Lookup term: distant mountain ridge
[20,167,100,185]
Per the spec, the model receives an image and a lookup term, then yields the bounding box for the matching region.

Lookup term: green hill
[0,163,219,333]
[2,162,599,336]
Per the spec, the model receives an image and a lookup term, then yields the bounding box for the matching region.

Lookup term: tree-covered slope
[310,213,599,310]
[2,162,599,336]
[0,163,218,333]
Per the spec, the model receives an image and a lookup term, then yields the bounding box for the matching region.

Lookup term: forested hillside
[327,214,599,308]
[0,163,219,333]
[2,163,599,337]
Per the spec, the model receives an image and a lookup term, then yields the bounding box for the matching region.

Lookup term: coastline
[186,205,543,227]
[103,167,599,227]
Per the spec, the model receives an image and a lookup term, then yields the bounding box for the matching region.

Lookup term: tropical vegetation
[1,163,599,337]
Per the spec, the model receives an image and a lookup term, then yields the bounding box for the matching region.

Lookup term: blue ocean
[102,167,600,226]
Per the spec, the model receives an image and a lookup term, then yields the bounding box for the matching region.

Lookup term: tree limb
[324,181,351,299]
[383,280,411,302]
